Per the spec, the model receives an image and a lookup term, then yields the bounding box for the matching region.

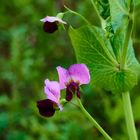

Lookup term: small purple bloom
[37,79,62,117]
[57,64,90,101]
[40,16,66,33]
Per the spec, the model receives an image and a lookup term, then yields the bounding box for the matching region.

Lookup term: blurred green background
[0,0,140,140]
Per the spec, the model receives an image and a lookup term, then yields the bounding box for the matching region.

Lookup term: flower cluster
[38,16,90,117]
[37,64,90,117]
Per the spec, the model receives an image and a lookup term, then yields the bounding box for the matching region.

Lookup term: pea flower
[40,16,66,33]
[37,79,62,117]
[56,64,90,101]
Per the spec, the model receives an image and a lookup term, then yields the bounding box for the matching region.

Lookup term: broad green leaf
[111,28,140,73]
[69,25,140,93]
[109,0,131,32]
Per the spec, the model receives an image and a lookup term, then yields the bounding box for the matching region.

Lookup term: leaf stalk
[77,98,112,140]
[122,91,138,140]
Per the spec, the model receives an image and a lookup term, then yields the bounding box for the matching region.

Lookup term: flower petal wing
[56,66,70,89]
[40,16,66,24]
[44,79,60,103]
[44,86,58,103]
[68,64,90,85]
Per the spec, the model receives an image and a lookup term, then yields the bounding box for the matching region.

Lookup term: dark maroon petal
[66,82,80,101]
[66,89,73,101]
[67,82,78,93]
[37,99,55,117]
[43,21,58,33]
[76,90,81,98]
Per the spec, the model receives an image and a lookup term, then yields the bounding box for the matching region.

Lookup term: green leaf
[111,27,140,74]
[69,25,140,93]
[109,0,130,32]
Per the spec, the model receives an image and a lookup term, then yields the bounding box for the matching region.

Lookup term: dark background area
[0,0,140,139]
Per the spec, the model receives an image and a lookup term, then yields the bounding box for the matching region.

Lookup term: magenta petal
[40,16,66,24]
[68,64,90,85]
[56,66,70,89]
[44,79,60,103]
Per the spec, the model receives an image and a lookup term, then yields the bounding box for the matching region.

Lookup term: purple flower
[37,79,62,117]
[40,16,66,33]
[56,64,90,101]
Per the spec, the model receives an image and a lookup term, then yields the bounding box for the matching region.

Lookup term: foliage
[69,25,139,93]
[69,0,140,94]
[0,0,140,140]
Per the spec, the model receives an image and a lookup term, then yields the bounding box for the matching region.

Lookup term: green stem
[90,0,109,29]
[64,5,90,25]
[77,98,112,140]
[91,0,102,22]
[121,20,133,69]
[120,0,134,69]
[122,91,138,140]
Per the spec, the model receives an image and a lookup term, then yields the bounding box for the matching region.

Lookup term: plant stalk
[121,18,133,69]
[122,91,138,140]
[77,98,112,140]
[64,5,90,25]
[91,0,102,22]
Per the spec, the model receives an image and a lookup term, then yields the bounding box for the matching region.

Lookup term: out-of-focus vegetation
[0,0,140,139]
